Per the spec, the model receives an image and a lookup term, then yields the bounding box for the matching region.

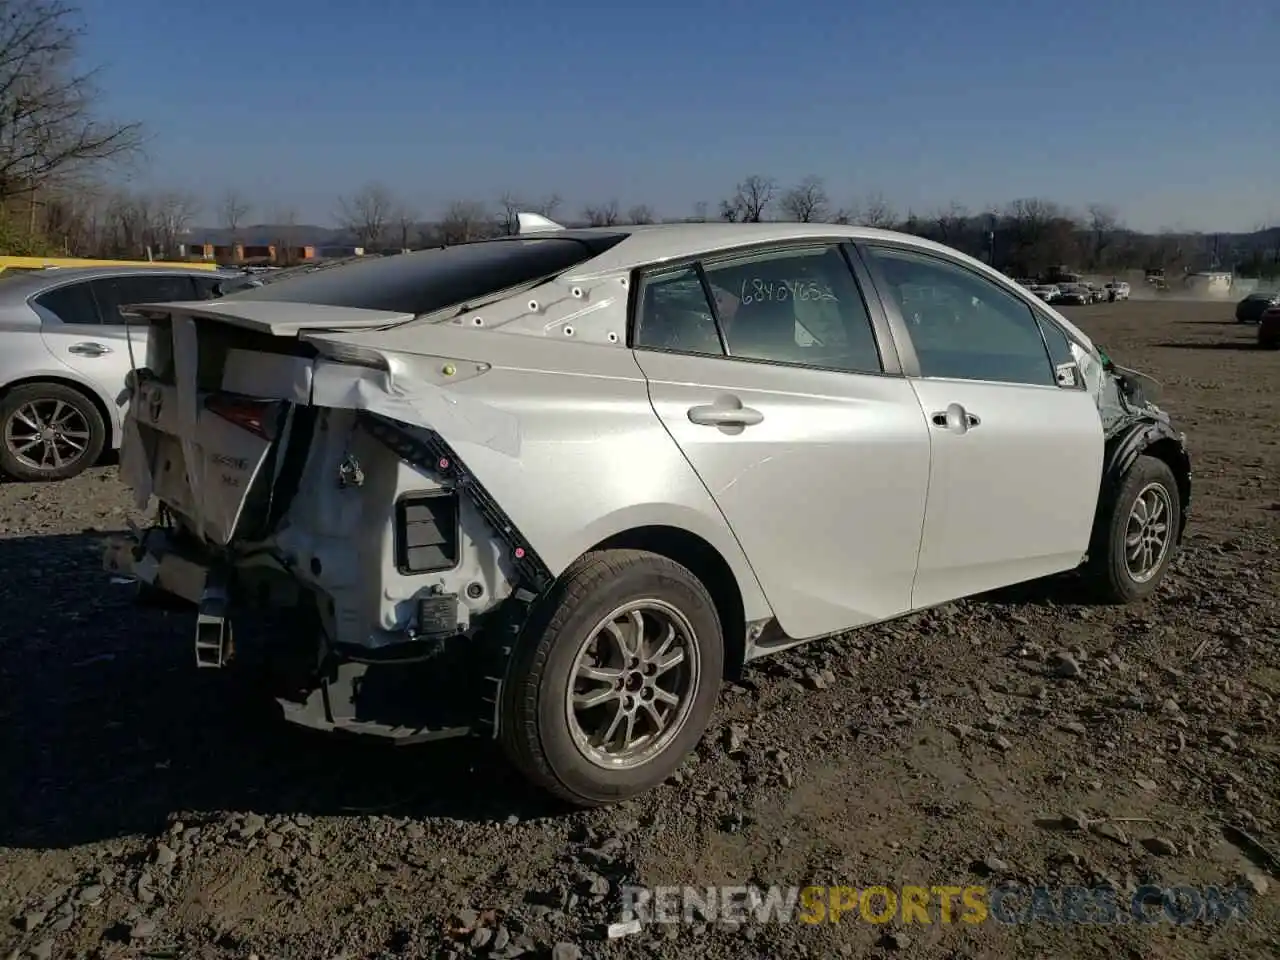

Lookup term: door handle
[68,341,111,357]
[930,403,980,434]
[687,399,764,428]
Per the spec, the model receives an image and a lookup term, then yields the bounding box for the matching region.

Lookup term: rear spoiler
[119,300,414,336]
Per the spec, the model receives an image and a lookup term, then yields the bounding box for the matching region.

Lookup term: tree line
[2,3,1277,280]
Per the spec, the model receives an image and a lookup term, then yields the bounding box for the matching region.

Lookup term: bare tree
[40,185,101,254]
[153,191,200,257]
[0,0,144,205]
[218,189,251,242]
[98,189,156,259]
[721,175,776,223]
[532,194,562,218]
[1086,202,1119,268]
[439,199,490,244]
[583,199,620,226]
[691,200,709,222]
[626,203,655,225]
[779,176,829,223]
[933,201,970,245]
[337,181,394,250]
[856,192,897,228]
[1003,197,1081,275]
[391,203,418,251]
[496,191,521,235]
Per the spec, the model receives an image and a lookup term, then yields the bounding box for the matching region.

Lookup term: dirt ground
[1,300,1277,960]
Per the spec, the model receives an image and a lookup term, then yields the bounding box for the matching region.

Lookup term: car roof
[548,222,974,277]
[0,265,229,303]
[117,221,1101,354]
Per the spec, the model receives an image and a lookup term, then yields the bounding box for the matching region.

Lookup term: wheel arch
[1100,420,1191,544]
[588,524,754,679]
[0,373,119,452]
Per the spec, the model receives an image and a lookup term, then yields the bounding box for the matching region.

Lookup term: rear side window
[634,267,724,356]
[90,275,199,324]
[226,235,626,316]
[34,282,100,325]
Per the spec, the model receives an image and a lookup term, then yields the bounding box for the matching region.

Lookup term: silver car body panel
[111,223,1128,658]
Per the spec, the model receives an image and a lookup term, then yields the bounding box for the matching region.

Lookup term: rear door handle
[68,341,111,357]
[930,403,979,433]
[687,400,764,428]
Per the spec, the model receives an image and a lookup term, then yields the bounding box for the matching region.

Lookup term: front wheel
[1084,455,1182,603]
[499,549,724,806]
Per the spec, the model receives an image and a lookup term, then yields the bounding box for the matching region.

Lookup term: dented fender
[1100,416,1192,542]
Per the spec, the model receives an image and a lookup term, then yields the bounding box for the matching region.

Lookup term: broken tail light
[204,394,278,439]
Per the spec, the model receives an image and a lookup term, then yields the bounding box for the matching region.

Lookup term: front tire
[0,382,107,481]
[1085,455,1181,603]
[499,549,724,806]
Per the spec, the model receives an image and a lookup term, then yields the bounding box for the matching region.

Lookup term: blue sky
[79,0,1277,232]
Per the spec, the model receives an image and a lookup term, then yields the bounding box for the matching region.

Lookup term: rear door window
[33,282,101,325]
[702,244,883,373]
[633,244,884,375]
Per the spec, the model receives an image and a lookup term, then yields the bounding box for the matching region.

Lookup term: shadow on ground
[1172,319,1247,327]
[0,531,562,852]
[977,571,1099,607]
[1153,340,1264,351]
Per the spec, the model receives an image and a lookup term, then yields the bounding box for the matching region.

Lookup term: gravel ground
[1,300,1277,960]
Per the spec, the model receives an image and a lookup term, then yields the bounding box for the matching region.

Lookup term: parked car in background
[103,218,1192,806]
[1029,284,1060,303]
[0,266,238,481]
[1259,305,1280,349]
[1235,290,1280,324]
[1085,283,1106,303]
[1105,282,1131,301]
[1055,284,1091,306]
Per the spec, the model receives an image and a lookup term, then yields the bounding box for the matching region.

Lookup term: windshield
[223,235,626,316]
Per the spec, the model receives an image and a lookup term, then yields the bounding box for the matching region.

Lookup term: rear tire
[499,549,724,806]
[1084,455,1181,603]
[0,382,107,481]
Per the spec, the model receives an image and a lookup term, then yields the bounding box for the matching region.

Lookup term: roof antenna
[517,212,566,234]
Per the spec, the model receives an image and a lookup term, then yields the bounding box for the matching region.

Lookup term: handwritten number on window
[738,278,836,305]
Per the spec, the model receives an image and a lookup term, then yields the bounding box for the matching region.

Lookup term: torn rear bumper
[102,529,210,605]
[101,525,529,744]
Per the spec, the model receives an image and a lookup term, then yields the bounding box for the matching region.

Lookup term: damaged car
[103,218,1192,806]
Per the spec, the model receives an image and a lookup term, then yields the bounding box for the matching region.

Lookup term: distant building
[179,242,320,266]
